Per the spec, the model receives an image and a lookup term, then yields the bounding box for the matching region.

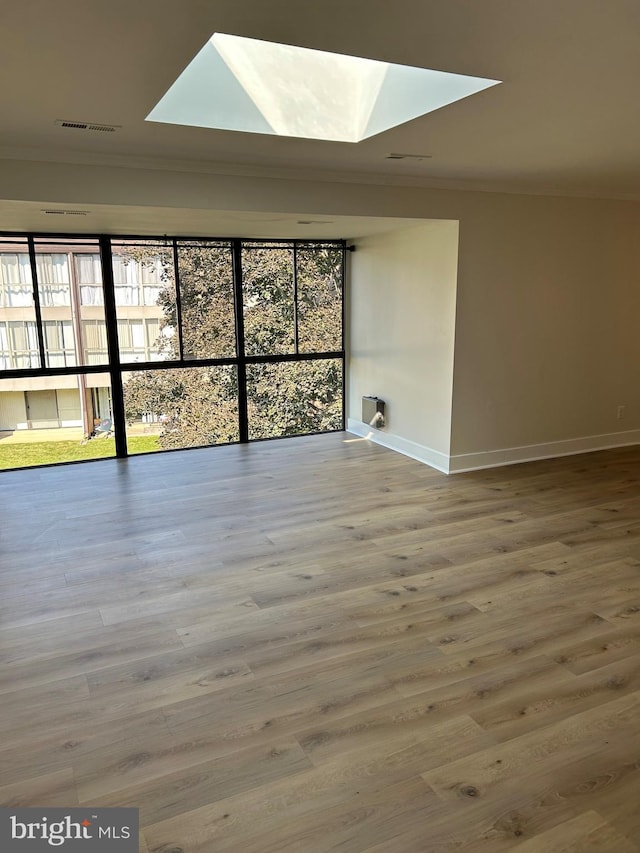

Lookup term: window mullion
[26,236,47,369]
[172,240,185,360]
[232,239,249,443]
[293,242,299,354]
[99,236,127,458]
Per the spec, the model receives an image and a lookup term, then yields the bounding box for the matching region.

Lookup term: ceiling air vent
[386,152,432,161]
[41,209,89,216]
[55,119,120,132]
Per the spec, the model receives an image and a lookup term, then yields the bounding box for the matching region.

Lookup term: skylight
[147,33,500,143]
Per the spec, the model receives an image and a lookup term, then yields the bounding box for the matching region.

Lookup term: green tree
[121,241,343,449]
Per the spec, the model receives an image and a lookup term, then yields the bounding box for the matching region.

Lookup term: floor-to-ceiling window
[0,236,116,467]
[0,234,344,469]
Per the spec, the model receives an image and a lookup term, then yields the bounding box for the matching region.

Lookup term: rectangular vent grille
[41,209,89,216]
[55,120,120,132]
[386,152,432,160]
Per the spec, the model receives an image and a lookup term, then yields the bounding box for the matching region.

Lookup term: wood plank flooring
[1,432,640,851]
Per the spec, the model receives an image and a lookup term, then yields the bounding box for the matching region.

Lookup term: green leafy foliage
[177,245,236,359]
[247,360,343,440]
[123,366,239,449]
[242,246,295,355]
[121,241,343,449]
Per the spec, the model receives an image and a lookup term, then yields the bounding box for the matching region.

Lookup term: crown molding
[1,146,640,202]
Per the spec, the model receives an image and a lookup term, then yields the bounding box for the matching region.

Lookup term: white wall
[2,157,640,470]
[348,221,458,471]
[449,194,640,469]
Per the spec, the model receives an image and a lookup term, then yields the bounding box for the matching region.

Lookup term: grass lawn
[0,435,161,470]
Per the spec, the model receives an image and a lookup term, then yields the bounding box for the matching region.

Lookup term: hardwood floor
[1,432,640,851]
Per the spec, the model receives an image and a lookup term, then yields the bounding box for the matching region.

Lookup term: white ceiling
[0,199,429,241]
[2,0,640,235]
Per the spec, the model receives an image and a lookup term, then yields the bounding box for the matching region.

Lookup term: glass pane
[297,245,343,353]
[246,359,343,440]
[122,365,239,453]
[0,374,115,469]
[177,242,236,359]
[111,241,176,363]
[76,252,104,306]
[242,246,295,355]
[36,252,70,307]
[34,239,108,368]
[0,238,40,369]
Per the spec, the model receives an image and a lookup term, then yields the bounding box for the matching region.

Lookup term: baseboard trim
[347,422,640,475]
[449,429,640,473]
[346,419,450,473]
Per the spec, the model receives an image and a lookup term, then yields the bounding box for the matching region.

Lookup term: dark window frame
[0,232,345,466]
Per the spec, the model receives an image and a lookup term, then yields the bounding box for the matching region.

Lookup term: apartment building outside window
[0,234,344,470]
